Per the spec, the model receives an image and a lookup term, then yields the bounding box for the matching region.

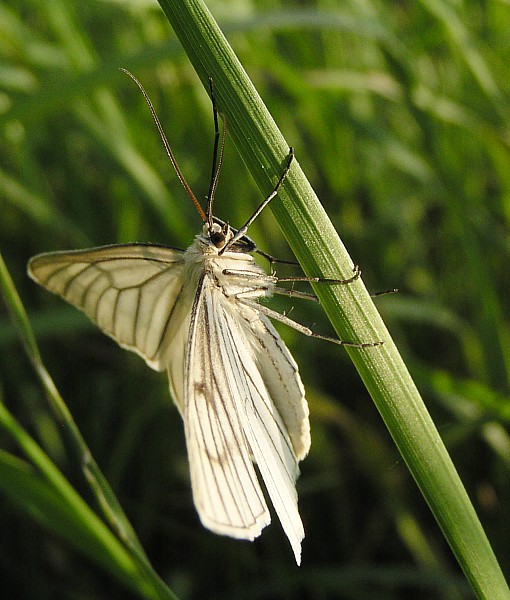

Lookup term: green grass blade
[0,412,147,597]
[0,251,138,546]
[0,253,179,600]
[156,1,509,597]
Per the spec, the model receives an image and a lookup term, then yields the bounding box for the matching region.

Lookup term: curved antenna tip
[120,68,207,223]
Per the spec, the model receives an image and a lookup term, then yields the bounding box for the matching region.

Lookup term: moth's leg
[223,265,360,286]
[277,265,362,286]
[372,288,399,297]
[224,248,392,304]
[222,148,295,252]
[272,277,395,302]
[254,248,300,266]
[235,295,383,348]
[272,265,394,299]
[222,269,318,302]
[271,288,319,302]
[221,269,277,285]
[273,265,360,301]
[223,265,361,303]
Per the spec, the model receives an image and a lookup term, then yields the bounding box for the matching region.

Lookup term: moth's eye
[209,223,226,248]
[211,230,226,247]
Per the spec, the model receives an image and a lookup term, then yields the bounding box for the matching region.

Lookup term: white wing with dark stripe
[28,244,185,371]
[185,275,305,563]
[250,316,310,461]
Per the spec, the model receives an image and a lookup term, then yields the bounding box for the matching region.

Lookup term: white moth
[28,71,373,564]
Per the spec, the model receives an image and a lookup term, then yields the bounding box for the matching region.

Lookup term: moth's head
[203,221,233,249]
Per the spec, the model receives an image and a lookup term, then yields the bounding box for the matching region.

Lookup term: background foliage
[1,0,509,598]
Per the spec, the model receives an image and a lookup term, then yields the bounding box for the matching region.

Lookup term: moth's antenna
[206,77,226,230]
[120,68,207,223]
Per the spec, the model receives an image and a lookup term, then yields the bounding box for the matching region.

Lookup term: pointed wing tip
[200,510,304,565]
[291,527,304,565]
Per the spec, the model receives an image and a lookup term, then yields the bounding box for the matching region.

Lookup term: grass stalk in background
[0,252,178,599]
[155,0,509,597]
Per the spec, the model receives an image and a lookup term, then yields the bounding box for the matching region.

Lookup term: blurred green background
[1,0,510,598]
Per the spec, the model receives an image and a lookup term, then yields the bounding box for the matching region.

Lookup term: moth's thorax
[184,233,275,299]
